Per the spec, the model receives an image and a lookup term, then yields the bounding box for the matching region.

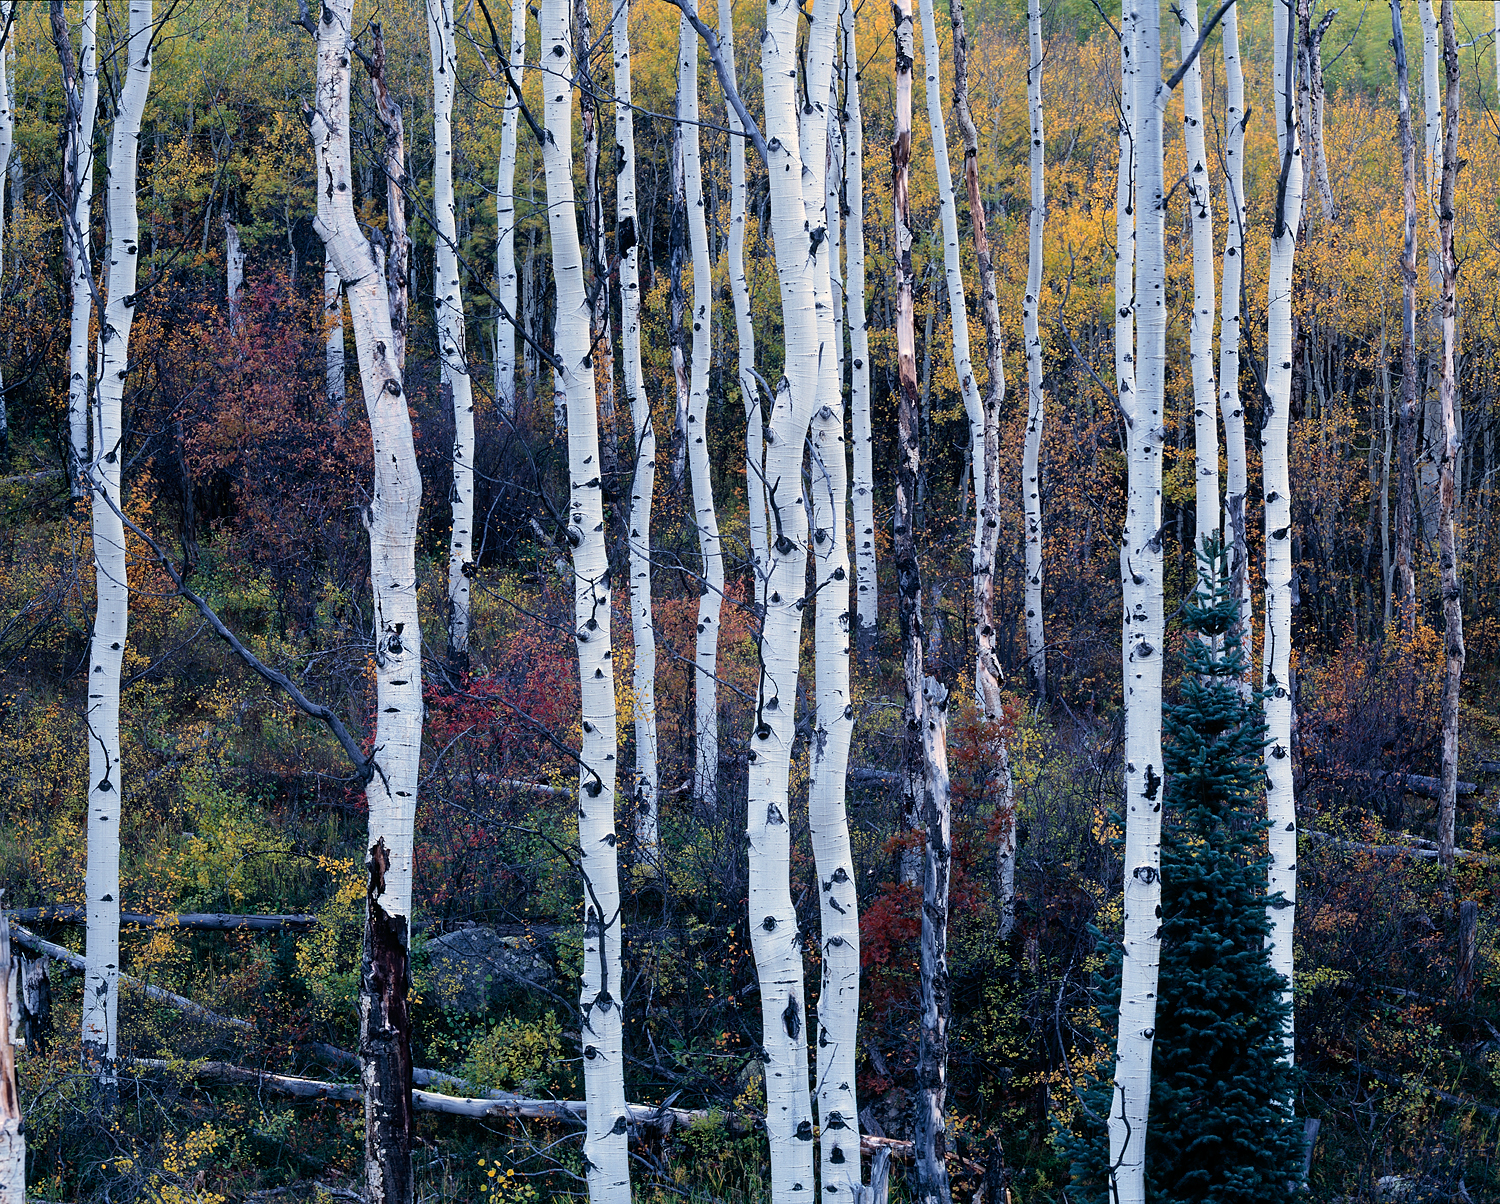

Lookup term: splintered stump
[361,839,414,1204]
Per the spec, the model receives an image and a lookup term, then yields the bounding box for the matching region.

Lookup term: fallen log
[4,907,317,931]
[1353,1063,1500,1119]
[1303,831,1495,866]
[1381,772,1482,799]
[10,924,255,1032]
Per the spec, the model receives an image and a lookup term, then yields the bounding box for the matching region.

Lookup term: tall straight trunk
[0,2,10,450]
[1021,0,1046,698]
[1180,0,1218,585]
[429,0,477,670]
[1381,311,1394,623]
[1109,2,1167,1198]
[842,0,875,658]
[1393,1,1419,628]
[1435,0,1463,871]
[305,5,422,1198]
[0,904,21,1203]
[1419,0,1442,540]
[54,0,98,504]
[1219,0,1251,656]
[539,0,629,1194]
[1264,0,1304,1067]
[494,0,525,421]
[577,0,618,499]
[618,0,658,860]
[1297,1,1337,225]
[367,24,410,374]
[325,257,347,423]
[1115,1,1138,723]
[668,116,689,499]
[225,218,245,326]
[82,0,153,1087]
[679,13,724,813]
[949,0,1014,937]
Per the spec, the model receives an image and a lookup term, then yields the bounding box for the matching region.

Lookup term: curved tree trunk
[82,0,153,1088]
[494,0,525,421]
[539,0,630,1193]
[1021,0,1046,698]
[306,5,423,1197]
[1109,2,1167,1197]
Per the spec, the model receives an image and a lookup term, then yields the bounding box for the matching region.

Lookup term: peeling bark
[359,840,413,1204]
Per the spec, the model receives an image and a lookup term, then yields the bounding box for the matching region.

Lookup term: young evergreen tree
[1070,545,1301,1201]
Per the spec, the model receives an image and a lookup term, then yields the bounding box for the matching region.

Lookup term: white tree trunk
[1219,0,1251,655]
[325,256,346,423]
[680,18,723,813]
[1109,2,1167,1197]
[58,1,99,503]
[0,909,22,1204]
[1021,0,1046,697]
[225,217,245,328]
[539,0,629,1194]
[83,0,153,1084]
[494,0,525,421]
[617,0,657,861]
[1264,0,1304,1066]
[0,2,12,446]
[1420,0,1442,203]
[429,0,477,669]
[1180,0,1217,584]
[842,0,875,658]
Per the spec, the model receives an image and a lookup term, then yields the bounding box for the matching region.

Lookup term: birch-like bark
[1393,0,1420,630]
[0,906,21,1203]
[577,0,618,498]
[82,0,153,1086]
[1180,0,1218,589]
[618,0,658,859]
[1109,1,1167,1196]
[305,4,422,1197]
[0,3,9,449]
[494,0,525,421]
[1116,0,1138,697]
[949,0,1014,937]
[1297,2,1337,225]
[225,218,245,327]
[1418,0,1442,536]
[54,0,98,504]
[1435,0,1463,872]
[540,0,629,1193]
[1264,0,1304,1066]
[428,0,477,669]
[680,13,724,813]
[1219,0,1251,657]
[842,0,875,658]
[1021,0,1046,698]
[668,118,689,500]
[325,256,347,423]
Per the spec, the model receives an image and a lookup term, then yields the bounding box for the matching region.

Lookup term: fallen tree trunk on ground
[1303,831,1494,866]
[1382,771,1481,799]
[5,907,317,931]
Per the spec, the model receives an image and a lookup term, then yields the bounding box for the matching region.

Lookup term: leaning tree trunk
[53,0,98,502]
[82,0,152,1089]
[1264,0,1305,1067]
[1393,0,1420,631]
[1180,0,1218,589]
[305,4,423,1199]
[1021,0,1046,698]
[1435,0,1464,872]
[1219,0,1251,660]
[1109,2,1167,1198]
[842,0,875,659]
[429,0,477,670]
[0,904,22,1204]
[493,0,525,421]
[949,0,1015,938]
[617,0,658,861]
[539,0,630,1194]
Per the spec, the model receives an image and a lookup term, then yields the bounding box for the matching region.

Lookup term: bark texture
[1393,0,1419,628]
[360,841,414,1204]
[1021,0,1046,698]
[493,0,525,420]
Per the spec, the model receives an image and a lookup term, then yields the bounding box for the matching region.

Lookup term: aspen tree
[1021,0,1047,698]
[1418,0,1441,530]
[0,904,20,1204]
[325,258,346,422]
[82,0,153,1086]
[1435,0,1463,872]
[302,3,423,1195]
[494,0,525,421]
[54,0,98,503]
[1393,0,1420,629]
[679,11,724,812]
[617,0,658,858]
[429,0,477,670]
[842,0,875,657]
[225,219,245,327]
[1180,0,1218,590]
[1110,0,1167,1195]
[0,3,8,451]
[539,0,630,1192]
[1264,0,1305,1066]
[949,0,1015,936]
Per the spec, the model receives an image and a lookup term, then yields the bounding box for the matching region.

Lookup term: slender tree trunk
[325,256,347,424]
[305,6,423,1198]
[1381,311,1394,623]
[82,0,153,1090]
[668,114,689,500]
[1436,0,1464,872]
[1180,0,1218,585]
[577,0,618,501]
[494,0,525,421]
[842,0,875,659]
[1021,0,1046,698]
[1219,0,1252,662]
[0,2,10,452]
[1418,0,1442,544]
[366,24,410,374]
[1264,0,1304,1068]
[225,217,245,327]
[618,0,658,861]
[1393,1,1420,629]
[1297,1,1337,225]
[1109,2,1167,1197]
[949,0,1014,938]
[0,903,22,1204]
[53,0,98,504]
[539,0,630,1194]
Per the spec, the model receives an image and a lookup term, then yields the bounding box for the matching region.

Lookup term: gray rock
[423,926,555,1014]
